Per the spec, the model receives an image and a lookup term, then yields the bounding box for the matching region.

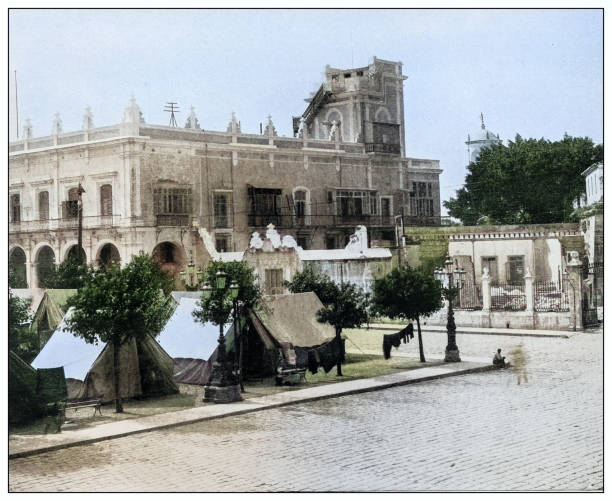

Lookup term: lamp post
[229,280,245,392]
[179,260,203,289]
[435,256,466,363]
[202,270,242,403]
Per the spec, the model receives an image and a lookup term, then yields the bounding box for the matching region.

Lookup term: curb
[9,364,497,460]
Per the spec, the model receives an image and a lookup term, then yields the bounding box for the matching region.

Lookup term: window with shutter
[39,191,49,220]
[100,184,112,216]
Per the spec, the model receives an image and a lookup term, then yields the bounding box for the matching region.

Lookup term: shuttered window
[100,184,112,216]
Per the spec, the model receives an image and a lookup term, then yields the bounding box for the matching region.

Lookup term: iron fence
[490,283,526,311]
[534,281,569,312]
[452,281,482,310]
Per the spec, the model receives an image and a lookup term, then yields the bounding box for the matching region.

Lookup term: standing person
[509,344,528,384]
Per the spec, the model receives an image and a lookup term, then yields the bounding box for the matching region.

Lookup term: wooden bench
[63,399,103,417]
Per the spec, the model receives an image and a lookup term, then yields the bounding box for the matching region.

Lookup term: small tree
[288,267,370,376]
[372,266,443,363]
[193,261,263,384]
[193,260,263,325]
[9,291,36,363]
[64,253,172,412]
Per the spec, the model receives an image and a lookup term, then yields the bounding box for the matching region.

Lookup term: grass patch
[303,352,426,385]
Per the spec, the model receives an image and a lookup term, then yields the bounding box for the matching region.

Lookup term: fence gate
[582,302,599,328]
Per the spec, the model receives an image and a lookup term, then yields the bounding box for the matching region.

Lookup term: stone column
[481,268,491,312]
[524,267,534,312]
[26,258,34,289]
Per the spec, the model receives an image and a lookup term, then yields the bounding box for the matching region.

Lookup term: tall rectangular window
[336,190,370,217]
[10,194,20,223]
[506,256,525,285]
[39,191,49,220]
[294,190,307,221]
[100,184,112,216]
[153,187,193,214]
[247,186,282,227]
[214,193,229,228]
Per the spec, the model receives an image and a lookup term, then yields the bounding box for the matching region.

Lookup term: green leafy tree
[64,253,172,412]
[372,266,443,363]
[9,265,28,289]
[9,291,36,363]
[445,135,603,225]
[288,267,370,376]
[193,260,263,326]
[53,256,94,289]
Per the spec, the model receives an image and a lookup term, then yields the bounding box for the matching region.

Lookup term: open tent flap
[225,293,336,379]
[137,335,179,396]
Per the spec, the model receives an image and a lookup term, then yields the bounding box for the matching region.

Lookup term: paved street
[9,329,603,492]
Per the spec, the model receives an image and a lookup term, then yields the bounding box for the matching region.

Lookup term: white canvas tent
[31,309,178,402]
[156,297,230,385]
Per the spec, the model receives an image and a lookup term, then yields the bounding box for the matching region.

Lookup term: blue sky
[8,8,603,209]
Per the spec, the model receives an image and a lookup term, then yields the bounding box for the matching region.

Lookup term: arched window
[39,191,49,220]
[100,184,112,216]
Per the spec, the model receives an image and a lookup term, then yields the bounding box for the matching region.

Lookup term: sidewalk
[9,358,495,459]
[368,323,573,338]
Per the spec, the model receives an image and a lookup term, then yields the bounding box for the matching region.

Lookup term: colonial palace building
[9,57,442,287]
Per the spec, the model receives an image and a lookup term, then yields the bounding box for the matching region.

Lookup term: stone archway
[152,241,186,276]
[36,246,56,288]
[65,245,87,263]
[98,243,121,269]
[9,247,28,288]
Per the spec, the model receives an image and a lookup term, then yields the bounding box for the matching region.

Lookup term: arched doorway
[9,247,27,288]
[36,246,56,288]
[66,245,87,263]
[98,243,121,269]
[152,241,186,277]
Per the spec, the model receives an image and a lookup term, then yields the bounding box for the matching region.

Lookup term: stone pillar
[481,268,491,312]
[524,267,534,312]
[566,252,583,331]
[26,258,34,288]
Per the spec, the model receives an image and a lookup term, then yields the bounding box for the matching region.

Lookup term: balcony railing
[365,143,401,155]
[156,214,190,227]
[9,215,118,233]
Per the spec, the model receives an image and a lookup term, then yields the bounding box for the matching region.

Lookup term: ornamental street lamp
[229,280,245,392]
[179,260,203,289]
[434,256,466,363]
[202,270,242,403]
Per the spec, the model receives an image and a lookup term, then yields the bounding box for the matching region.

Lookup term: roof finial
[480,112,485,130]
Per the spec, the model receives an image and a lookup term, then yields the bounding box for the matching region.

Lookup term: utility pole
[395,214,405,267]
[164,102,180,127]
[77,183,86,264]
[14,70,18,138]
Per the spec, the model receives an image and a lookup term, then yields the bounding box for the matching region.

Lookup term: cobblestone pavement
[9,330,603,492]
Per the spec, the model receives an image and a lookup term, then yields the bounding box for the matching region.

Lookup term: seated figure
[493,348,506,368]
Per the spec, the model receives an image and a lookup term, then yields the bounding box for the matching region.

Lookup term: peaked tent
[31,309,178,402]
[30,289,77,351]
[9,351,67,423]
[156,297,230,385]
[227,292,336,378]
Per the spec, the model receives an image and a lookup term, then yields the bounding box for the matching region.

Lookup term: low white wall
[424,306,573,331]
